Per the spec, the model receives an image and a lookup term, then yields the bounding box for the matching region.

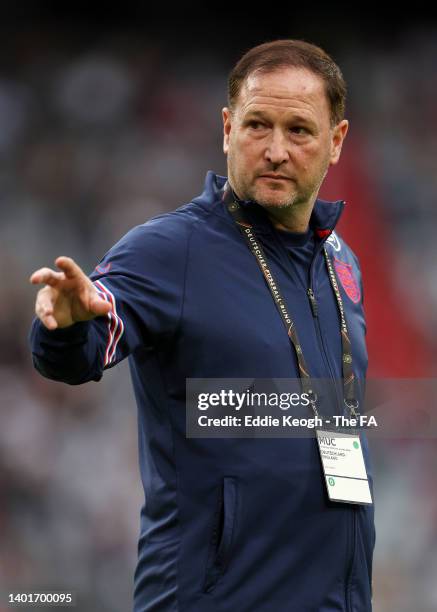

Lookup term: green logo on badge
[328,477,335,486]
[353,441,360,449]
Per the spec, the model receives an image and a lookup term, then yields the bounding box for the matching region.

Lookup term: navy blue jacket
[30,171,375,611]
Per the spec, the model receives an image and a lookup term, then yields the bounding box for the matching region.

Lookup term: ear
[222,107,232,155]
[329,119,349,166]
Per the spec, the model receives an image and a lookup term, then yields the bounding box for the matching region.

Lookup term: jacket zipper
[307,287,318,316]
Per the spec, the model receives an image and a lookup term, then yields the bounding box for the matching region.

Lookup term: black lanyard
[223,182,359,419]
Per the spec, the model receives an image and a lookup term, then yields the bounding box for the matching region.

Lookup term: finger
[55,256,85,280]
[36,286,57,309]
[30,268,66,286]
[36,292,55,318]
[40,314,59,331]
[89,295,112,316]
[35,295,59,330]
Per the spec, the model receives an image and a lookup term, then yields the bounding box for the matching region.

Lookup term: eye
[290,126,309,135]
[248,120,265,129]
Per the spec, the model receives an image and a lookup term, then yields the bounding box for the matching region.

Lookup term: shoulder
[324,230,364,303]
[324,230,361,269]
[91,200,214,278]
[119,201,208,247]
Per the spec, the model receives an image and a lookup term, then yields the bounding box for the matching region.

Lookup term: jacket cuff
[31,318,90,346]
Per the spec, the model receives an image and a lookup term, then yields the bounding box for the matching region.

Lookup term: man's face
[222,67,348,210]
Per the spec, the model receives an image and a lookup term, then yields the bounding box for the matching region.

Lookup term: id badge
[316,429,373,505]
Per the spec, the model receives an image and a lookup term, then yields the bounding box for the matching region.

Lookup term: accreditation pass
[316,430,373,505]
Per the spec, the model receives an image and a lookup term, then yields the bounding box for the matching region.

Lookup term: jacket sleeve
[29,216,190,385]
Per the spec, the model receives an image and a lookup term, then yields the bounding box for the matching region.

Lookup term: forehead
[236,67,330,122]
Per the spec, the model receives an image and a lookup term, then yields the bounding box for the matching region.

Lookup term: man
[29,40,375,611]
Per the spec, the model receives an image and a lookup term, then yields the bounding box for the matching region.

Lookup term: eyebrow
[244,110,314,125]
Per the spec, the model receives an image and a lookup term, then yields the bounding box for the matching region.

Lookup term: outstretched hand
[30,256,112,330]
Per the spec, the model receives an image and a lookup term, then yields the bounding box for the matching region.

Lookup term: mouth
[259,175,292,182]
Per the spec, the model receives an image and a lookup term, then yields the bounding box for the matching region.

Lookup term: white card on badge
[316,429,373,505]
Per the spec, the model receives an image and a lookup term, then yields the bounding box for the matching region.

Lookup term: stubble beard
[237,175,322,212]
[241,165,329,213]
[253,187,305,211]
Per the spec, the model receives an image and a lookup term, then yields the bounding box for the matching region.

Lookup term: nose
[264,129,289,166]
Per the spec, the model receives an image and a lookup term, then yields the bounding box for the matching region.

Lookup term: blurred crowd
[0,24,436,611]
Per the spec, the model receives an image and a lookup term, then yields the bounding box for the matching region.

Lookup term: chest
[177,231,367,381]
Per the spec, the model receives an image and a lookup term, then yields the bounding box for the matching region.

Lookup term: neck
[264,202,313,233]
[227,179,315,233]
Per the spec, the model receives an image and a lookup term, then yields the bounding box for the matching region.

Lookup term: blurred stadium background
[0,6,436,611]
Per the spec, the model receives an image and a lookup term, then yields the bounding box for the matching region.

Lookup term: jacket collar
[200,170,345,239]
